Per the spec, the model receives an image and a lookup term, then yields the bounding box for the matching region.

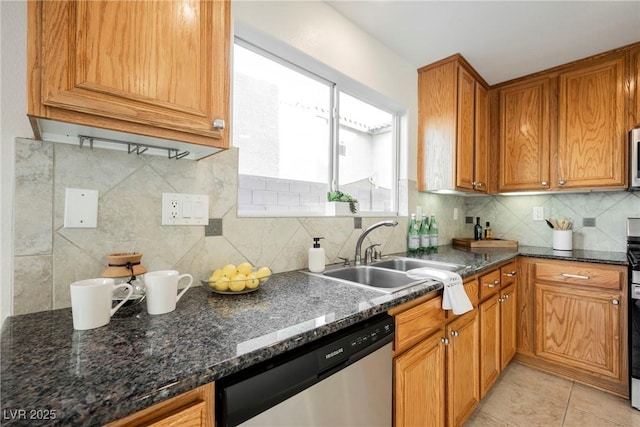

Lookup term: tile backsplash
[13,138,411,315]
[13,137,640,315]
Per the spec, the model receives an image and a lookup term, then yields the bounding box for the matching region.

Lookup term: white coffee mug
[144,270,193,315]
[70,278,133,330]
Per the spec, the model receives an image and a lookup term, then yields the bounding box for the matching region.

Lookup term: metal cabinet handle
[558,180,566,186]
[561,273,590,280]
[503,293,510,299]
[486,279,500,288]
[541,181,548,186]
[498,297,505,303]
[213,118,226,130]
[475,182,483,188]
[504,271,517,277]
[612,299,619,305]
[441,337,449,345]
[451,330,459,338]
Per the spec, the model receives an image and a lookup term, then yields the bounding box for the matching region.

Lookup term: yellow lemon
[237,262,253,276]
[209,269,223,281]
[214,277,230,292]
[229,275,246,292]
[222,264,237,279]
[256,266,271,282]
[246,273,259,289]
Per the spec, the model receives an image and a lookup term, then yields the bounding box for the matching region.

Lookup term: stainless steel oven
[626,218,640,409]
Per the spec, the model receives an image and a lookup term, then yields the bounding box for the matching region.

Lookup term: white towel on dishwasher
[406,268,473,315]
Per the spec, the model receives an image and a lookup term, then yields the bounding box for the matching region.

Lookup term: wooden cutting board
[452,238,518,248]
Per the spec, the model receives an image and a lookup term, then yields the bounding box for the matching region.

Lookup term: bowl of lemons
[202,262,271,294]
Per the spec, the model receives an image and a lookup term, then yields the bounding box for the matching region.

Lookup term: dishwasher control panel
[317,315,394,372]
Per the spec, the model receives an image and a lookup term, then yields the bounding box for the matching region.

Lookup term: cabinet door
[394,331,446,427]
[29,0,229,147]
[446,310,479,427]
[535,284,622,381]
[479,294,500,398]
[456,66,476,191]
[500,284,517,370]
[499,78,551,191]
[106,383,213,427]
[474,83,489,193]
[557,56,625,189]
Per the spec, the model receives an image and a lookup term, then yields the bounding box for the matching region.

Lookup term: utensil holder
[553,230,573,251]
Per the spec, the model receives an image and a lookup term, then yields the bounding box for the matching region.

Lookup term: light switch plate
[532,207,544,221]
[64,188,98,228]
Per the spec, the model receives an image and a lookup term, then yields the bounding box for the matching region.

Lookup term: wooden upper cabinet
[498,77,551,191]
[474,84,490,193]
[497,46,633,192]
[418,54,490,193]
[28,0,230,149]
[633,45,640,128]
[557,55,626,189]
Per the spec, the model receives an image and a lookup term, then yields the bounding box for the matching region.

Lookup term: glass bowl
[201,270,271,295]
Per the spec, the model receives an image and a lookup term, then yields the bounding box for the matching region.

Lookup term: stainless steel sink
[371,257,463,272]
[315,265,433,293]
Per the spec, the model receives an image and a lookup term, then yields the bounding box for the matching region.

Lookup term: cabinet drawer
[479,269,501,299]
[500,262,517,287]
[534,260,622,291]
[395,296,445,354]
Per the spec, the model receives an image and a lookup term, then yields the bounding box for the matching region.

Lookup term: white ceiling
[325,1,640,85]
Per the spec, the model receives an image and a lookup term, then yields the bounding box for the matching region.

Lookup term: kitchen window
[233,39,399,216]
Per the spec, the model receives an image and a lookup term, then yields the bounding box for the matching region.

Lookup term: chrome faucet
[354,220,398,265]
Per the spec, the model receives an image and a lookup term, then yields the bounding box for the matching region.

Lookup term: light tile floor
[466,362,640,427]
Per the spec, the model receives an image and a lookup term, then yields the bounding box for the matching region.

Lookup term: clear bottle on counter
[428,214,439,249]
[484,222,493,239]
[419,214,430,252]
[407,213,420,253]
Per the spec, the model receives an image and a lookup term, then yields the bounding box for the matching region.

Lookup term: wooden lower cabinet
[500,284,517,371]
[394,329,446,427]
[535,284,622,381]
[446,310,480,427]
[479,294,501,398]
[516,257,628,398]
[106,383,214,427]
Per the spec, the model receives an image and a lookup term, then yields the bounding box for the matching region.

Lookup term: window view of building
[233,41,398,216]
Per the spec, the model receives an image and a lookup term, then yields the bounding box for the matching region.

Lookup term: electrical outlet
[162,193,209,225]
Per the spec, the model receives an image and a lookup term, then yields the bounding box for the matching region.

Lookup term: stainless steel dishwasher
[215,313,394,427]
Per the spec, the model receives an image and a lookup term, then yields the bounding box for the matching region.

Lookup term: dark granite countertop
[0,245,627,426]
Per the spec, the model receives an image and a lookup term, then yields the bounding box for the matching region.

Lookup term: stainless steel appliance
[630,128,640,188]
[216,313,394,426]
[627,218,640,409]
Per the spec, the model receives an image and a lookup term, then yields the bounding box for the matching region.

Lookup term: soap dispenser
[308,237,326,273]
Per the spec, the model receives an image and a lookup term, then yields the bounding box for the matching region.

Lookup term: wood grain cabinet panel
[535,284,621,381]
[446,310,479,427]
[499,284,517,371]
[557,55,626,189]
[28,0,230,148]
[394,296,445,354]
[479,269,501,300]
[107,383,214,427]
[394,330,446,427]
[418,54,490,194]
[479,294,500,399]
[498,77,551,191]
[515,257,628,398]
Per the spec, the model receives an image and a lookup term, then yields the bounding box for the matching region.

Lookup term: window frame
[232,34,402,217]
